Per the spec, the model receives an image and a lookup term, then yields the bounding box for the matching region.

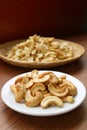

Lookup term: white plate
[1,71,86,116]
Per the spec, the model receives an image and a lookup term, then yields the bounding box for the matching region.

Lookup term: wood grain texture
[0,34,87,130]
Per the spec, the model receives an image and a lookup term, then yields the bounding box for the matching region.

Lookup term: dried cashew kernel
[33,74,50,83]
[28,70,38,78]
[41,95,63,108]
[59,75,66,80]
[14,83,26,102]
[48,83,69,97]
[38,72,59,84]
[64,80,77,95]
[43,92,51,98]
[55,84,67,93]
[48,72,59,84]
[38,71,51,78]
[31,83,46,96]
[25,79,33,88]
[25,90,43,107]
[62,95,74,103]
[15,75,29,85]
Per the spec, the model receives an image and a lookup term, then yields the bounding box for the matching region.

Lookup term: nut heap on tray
[7,34,74,62]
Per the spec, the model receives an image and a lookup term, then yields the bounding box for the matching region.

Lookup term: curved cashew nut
[41,95,63,108]
[25,90,43,107]
[58,75,66,84]
[15,75,29,84]
[55,83,67,92]
[59,75,66,80]
[62,95,74,103]
[48,83,69,97]
[43,92,51,98]
[31,83,46,96]
[21,75,29,84]
[64,80,77,95]
[28,70,38,78]
[33,74,50,83]
[38,71,51,78]
[49,72,59,84]
[38,72,59,84]
[25,79,33,88]
[14,83,26,102]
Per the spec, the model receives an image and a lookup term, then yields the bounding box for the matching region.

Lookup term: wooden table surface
[0,34,87,130]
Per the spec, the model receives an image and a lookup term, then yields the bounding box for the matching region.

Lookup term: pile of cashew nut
[10,70,77,108]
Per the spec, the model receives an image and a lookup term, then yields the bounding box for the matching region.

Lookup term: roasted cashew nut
[48,83,69,97]
[41,95,63,108]
[33,74,50,83]
[15,75,29,85]
[25,79,33,88]
[25,90,43,107]
[43,92,51,98]
[59,75,66,80]
[14,83,26,102]
[55,83,67,92]
[30,83,46,96]
[64,80,77,95]
[28,70,38,78]
[48,72,60,84]
[38,71,51,78]
[58,75,66,84]
[62,95,74,103]
[38,72,59,84]
[21,75,29,84]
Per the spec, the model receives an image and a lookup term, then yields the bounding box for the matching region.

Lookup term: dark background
[0,0,87,43]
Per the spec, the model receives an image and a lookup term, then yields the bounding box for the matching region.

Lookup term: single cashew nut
[48,72,60,84]
[43,92,51,98]
[38,71,51,78]
[21,75,29,84]
[25,90,43,107]
[48,83,69,97]
[62,95,74,103]
[15,75,29,85]
[41,95,63,108]
[59,75,66,80]
[38,72,59,84]
[64,80,77,95]
[55,84,67,93]
[31,83,46,96]
[33,74,50,83]
[15,83,26,102]
[28,70,38,78]
[25,79,33,88]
